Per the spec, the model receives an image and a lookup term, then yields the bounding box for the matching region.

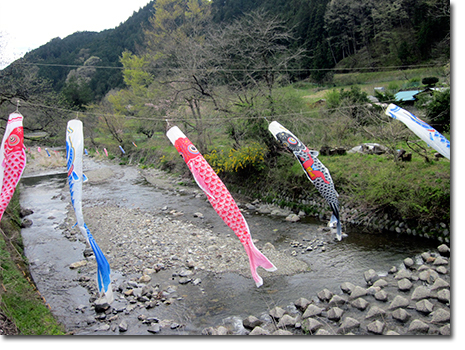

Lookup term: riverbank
[9,148,451,335]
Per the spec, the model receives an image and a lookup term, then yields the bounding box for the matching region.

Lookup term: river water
[19,158,439,335]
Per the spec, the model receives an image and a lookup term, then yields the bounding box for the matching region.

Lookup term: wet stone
[302,304,324,318]
[249,326,270,335]
[243,315,262,329]
[395,269,412,280]
[397,278,413,291]
[277,315,297,328]
[317,288,333,302]
[374,290,388,302]
[315,328,332,335]
[419,269,438,284]
[350,286,367,299]
[365,306,386,320]
[392,308,410,323]
[269,306,286,320]
[302,318,323,334]
[431,277,450,291]
[118,320,128,332]
[294,297,311,312]
[411,285,431,300]
[363,269,379,285]
[437,244,450,256]
[338,317,360,334]
[340,282,356,294]
[328,294,347,307]
[372,279,388,288]
[350,297,369,311]
[403,257,415,269]
[437,289,450,304]
[388,295,410,310]
[327,307,344,321]
[147,324,160,334]
[408,319,429,333]
[433,256,448,266]
[431,308,450,324]
[415,299,434,314]
[272,329,294,335]
[366,320,385,334]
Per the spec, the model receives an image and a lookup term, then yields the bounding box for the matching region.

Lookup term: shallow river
[19,158,438,335]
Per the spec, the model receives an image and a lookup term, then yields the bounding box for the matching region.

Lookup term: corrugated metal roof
[394,90,422,101]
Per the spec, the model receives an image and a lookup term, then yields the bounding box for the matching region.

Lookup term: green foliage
[422,76,439,87]
[415,88,450,133]
[204,143,267,174]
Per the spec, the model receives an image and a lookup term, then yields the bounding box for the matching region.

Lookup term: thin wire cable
[14,61,441,72]
[18,99,395,123]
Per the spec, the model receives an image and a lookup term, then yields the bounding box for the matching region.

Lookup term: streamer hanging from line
[268,121,343,241]
[45,148,51,157]
[166,126,276,287]
[104,148,108,157]
[119,145,125,154]
[0,112,26,221]
[66,120,113,303]
[385,104,450,160]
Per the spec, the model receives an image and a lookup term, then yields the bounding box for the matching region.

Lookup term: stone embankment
[203,244,450,335]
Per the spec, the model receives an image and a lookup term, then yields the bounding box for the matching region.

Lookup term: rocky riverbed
[20,149,451,335]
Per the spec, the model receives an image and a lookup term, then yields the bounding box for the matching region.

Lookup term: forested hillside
[0,0,451,233]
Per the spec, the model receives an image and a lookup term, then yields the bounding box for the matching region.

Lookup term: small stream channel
[19,158,439,335]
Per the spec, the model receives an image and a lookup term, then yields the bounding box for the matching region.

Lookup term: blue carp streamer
[385,104,450,159]
[66,120,113,303]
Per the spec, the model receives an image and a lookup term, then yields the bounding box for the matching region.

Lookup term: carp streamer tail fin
[244,241,277,287]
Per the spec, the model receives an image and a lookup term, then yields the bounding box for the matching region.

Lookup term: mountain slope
[22,1,155,99]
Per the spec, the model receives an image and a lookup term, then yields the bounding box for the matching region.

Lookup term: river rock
[408,319,429,333]
[147,324,160,334]
[285,214,300,222]
[431,308,450,324]
[338,317,360,334]
[415,299,434,314]
[350,286,367,299]
[118,320,128,332]
[243,315,262,329]
[397,278,413,291]
[327,307,344,321]
[388,295,410,310]
[294,297,311,312]
[437,244,450,256]
[394,269,412,280]
[69,260,87,269]
[411,285,431,300]
[269,306,286,320]
[340,282,356,294]
[363,269,379,285]
[433,256,448,266]
[302,304,323,318]
[302,318,323,333]
[392,308,410,323]
[374,290,388,302]
[366,320,385,334]
[317,288,333,302]
[372,279,388,288]
[249,326,270,335]
[365,305,386,320]
[328,294,347,307]
[272,329,294,335]
[277,314,297,328]
[403,257,415,269]
[419,269,438,284]
[437,289,450,304]
[431,277,449,290]
[350,297,369,311]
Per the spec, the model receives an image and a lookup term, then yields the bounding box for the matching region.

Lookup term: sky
[0,0,152,69]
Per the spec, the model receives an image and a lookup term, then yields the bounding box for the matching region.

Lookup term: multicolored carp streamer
[268,121,342,240]
[385,104,450,159]
[166,126,276,287]
[66,120,113,303]
[0,112,26,221]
